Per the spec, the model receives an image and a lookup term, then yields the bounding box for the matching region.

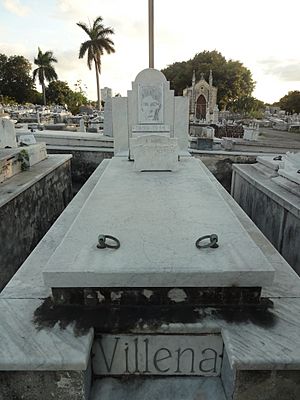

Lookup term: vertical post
[148,0,154,68]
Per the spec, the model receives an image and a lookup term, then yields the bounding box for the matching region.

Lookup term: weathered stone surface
[0,369,90,400]
[1,158,300,400]
[113,68,189,156]
[90,376,227,400]
[0,118,17,148]
[47,147,113,189]
[130,135,179,171]
[52,286,262,306]
[103,97,113,137]
[232,163,300,274]
[43,157,274,289]
[0,159,111,300]
[193,153,257,193]
[0,155,72,290]
[233,370,300,400]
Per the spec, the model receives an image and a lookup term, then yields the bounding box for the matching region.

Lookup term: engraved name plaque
[93,334,223,376]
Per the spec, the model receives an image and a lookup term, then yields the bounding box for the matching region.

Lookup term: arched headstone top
[134,68,167,84]
[112,68,189,157]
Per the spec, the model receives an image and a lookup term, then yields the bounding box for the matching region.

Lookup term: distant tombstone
[112,68,189,168]
[19,134,36,146]
[79,118,86,133]
[213,105,219,124]
[0,118,17,148]
[103,97,113,137]
[243,124,259,141]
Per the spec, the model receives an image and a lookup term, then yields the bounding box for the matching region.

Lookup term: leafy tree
[278,91,300,114]
[77,16,115,110]
[33,48,58,106]
[228,96,265,118]
[46,80,71,105]
[45,80,88,114]
[0,54,35,103]
[30,90,44,105]
[161,50,255,110]
[66,91,88,115]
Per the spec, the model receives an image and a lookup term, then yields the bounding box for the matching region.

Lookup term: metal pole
[148,0,154,68]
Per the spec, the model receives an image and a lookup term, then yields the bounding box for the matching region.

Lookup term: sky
[0,0,300,104]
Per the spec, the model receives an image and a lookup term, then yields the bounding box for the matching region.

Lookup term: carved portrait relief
[138,84,163,124]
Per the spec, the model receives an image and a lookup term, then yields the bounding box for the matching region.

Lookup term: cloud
[3,0,30,17]
[259,58,300,82]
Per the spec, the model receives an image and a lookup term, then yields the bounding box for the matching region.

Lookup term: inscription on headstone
[93,334,223,376]
[132,124,170,132]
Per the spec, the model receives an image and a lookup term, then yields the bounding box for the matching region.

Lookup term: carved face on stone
[138,84,163,124]
[141,95,161,121]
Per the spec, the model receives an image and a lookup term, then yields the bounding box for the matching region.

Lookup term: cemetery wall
[193,153,257,192]
[47,148,114,187]
[0,157,73,290]
[232,166,300,275]
[47,147,255,192]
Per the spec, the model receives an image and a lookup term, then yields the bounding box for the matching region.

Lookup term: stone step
[90,377,227,400]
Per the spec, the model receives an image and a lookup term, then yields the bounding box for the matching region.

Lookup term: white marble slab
[0,299,93,370]
[278,168,300,185]
[1,159,110,300]
[90,377,227,400]
[222,297,300,370]
[43,157,274,288]
[93,334,223,376]
[256,155,284,171]
[1,159,300,374]
[130,135,179,171]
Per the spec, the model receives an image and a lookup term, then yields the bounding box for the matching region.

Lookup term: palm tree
[77,16,115,110]
[33,48,58,106]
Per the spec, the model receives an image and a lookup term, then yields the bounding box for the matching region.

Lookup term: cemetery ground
[258,127,300,148]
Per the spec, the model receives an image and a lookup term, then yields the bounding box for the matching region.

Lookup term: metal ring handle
[97,234,120,249]
[196,234,219,249]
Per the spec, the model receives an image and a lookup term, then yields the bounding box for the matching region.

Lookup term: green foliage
[46,80,71,105]
[18,149,30,171]
[77,16,115,110]
[33,48,58,105]
[30,90,44,105]
[0,54,35,103]
[161,50,255,110]
[278,91,300,114]
[0,95,17,105]
[66,90,88,115]
[45,80,88,114]
[228,96,265,118]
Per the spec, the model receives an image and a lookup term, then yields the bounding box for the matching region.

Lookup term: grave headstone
[79,118,86,133]
[103,96,113,137]
[0,118,17,148]
[113,68,189,158]
[19,134,37,146]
